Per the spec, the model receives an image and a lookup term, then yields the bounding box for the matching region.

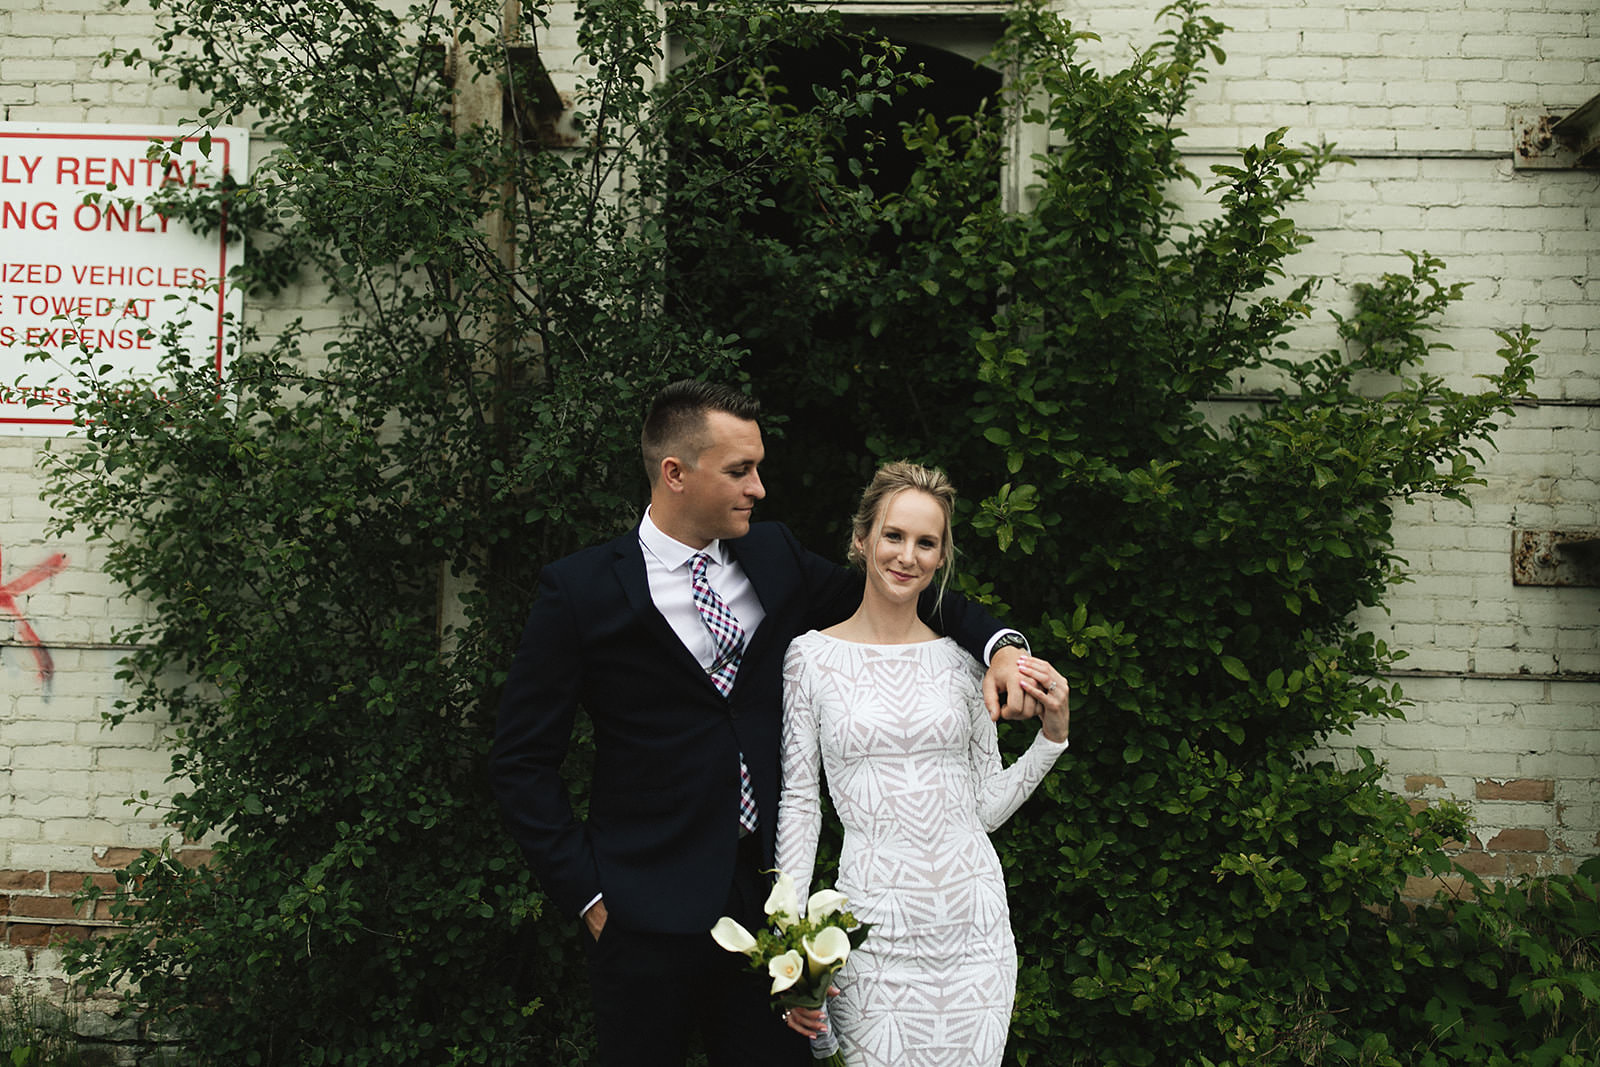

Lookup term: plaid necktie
[689,552,758,835]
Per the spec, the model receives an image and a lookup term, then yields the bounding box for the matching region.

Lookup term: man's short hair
[641,380,762,485]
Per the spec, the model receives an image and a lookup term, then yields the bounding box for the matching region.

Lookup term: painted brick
[91,747,169,776]
[1264,8,1350,30]
[1463,34,1541,59]
[0,721,75,745]
[1476,778,1557,802]
[1539,36,1600,61]
[1380,32,1462,58]
[1454,850,1512,877]
[8,747,91,772]
[13,796,99,831]
[3,924,88,948]
[1506,853,1546,877]
[19,13,87,38]
[0,58,81,82]
[1508,59,1589,85]
[1424,57,1507,82]
[92,847,143,869]
[1383,722,1473,750]
[7,895,89,921]
[1486,828,1550,852]
[52,869,115,895]
[0,872,47,892]
[1396,647,1470,673]
[40,819,123,847]
[1403,873,1472,902]
[78,719,158,748]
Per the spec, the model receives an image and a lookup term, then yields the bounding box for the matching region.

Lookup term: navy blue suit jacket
[490,520,1004,935]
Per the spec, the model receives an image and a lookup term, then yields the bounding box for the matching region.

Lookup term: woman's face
[857,489,947,606]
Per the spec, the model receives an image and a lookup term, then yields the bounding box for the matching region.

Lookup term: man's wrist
[985,630,1030,664]
[582,897,608,940]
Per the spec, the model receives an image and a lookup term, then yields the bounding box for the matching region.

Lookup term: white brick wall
[2,0,210,988]
[1083,0,1599,873]
[1320,674,1598,870]
[0,0,1594,987]
[1075,0,1598,153]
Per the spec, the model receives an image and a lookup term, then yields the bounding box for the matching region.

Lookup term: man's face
[676,411,766,546]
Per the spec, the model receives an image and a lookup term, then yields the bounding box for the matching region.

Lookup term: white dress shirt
[638,507,767,664]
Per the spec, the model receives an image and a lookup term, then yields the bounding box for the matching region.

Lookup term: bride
[774,461,1071,1066]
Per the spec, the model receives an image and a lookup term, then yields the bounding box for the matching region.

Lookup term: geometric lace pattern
[776,632,1068,1067]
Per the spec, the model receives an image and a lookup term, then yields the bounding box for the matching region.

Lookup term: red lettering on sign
[0,156,43,184]
[0,202,59,230]
[72,202,171,234]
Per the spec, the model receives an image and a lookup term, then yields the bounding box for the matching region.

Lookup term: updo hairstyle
[846,461,958,601]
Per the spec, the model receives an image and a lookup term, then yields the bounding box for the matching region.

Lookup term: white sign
[0,123,248,435]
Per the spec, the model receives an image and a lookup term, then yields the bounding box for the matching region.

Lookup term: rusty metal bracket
[1513,96,1600,170]
[1512,529,1600,587]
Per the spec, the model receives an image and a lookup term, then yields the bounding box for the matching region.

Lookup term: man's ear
[660,456,688,492]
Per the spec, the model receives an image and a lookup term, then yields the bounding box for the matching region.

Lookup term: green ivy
[1390,861,1600,1067]
[33,0,1593,1064]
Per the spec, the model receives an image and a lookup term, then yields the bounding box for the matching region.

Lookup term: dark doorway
[761,34,1000,229]
[666,30,1002,551]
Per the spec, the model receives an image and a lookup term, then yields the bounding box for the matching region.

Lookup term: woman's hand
[1017,655,1070,743]
[782,990,837,1039]
[984,644,1044,722]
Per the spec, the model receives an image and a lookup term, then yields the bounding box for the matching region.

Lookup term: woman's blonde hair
[847,461,958,602]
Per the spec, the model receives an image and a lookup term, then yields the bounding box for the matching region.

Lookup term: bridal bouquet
[710,871,870,1065]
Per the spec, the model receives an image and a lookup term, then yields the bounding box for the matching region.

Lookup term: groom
[490,380,1036,1066]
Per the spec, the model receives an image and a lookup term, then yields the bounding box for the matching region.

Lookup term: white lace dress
[775,632,1068,1067]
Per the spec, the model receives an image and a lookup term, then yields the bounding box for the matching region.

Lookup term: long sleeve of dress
[776,640,824,907]
[771,635,1066,1067]
[963,667,1069,833]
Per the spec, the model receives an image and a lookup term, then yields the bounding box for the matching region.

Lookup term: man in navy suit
[490,380,1035,1066]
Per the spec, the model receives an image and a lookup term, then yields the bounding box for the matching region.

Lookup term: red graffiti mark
[0,545,68,683]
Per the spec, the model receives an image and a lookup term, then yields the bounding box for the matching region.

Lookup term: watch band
[991,632,1029,654]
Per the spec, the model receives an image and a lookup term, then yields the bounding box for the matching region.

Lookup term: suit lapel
[613,529,724,695]
[724,532,782,666]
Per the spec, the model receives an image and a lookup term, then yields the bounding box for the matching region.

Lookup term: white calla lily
[709,915,758,956]
[806,888,850,924]
[803,924,851,978]
[768,949,804,994]
[764,871,800,930]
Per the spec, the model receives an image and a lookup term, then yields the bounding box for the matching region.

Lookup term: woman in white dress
[775,462,1071,1067]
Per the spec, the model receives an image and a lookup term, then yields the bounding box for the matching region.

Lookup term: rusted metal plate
[1513,100,1600,170]
[1512,529,1600,587]
[1513,111,1578,169]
